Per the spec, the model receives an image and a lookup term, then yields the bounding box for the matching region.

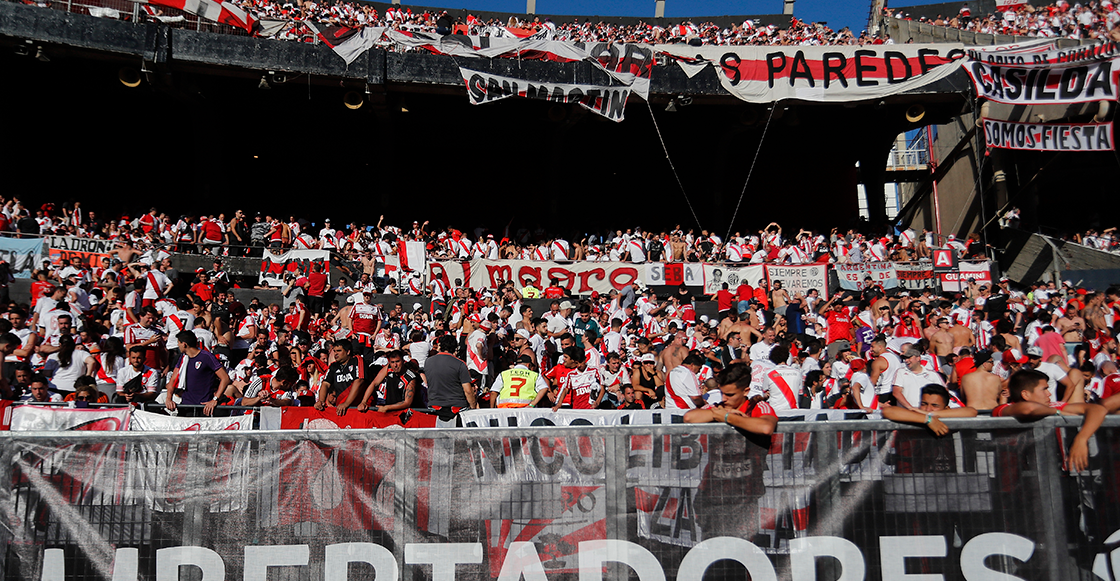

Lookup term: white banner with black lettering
[460,66,634,121]
[657,44,965,103]
[966,40,1119,67]
[983,118,1114,152]
[939,261,992,292]
[836,262,899,290]
[764,263,830,299]
[965,58,1119,105]
[644,263,704,288]
[702,264,766,295]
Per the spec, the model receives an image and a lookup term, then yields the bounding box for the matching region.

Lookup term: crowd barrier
[3,416,1119,581]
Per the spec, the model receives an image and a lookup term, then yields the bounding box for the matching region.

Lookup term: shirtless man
[669,234,687,261]
[727,314,762,348]
[769,281,790,316]
[929,317,955,363]
[1056,306,1085,344]
[717,311,737,340]
[948,319,974,351]
[1083,293,1109,332]
[961,351,1002,410]
[996,319,1022,352]
[658,331,688,378]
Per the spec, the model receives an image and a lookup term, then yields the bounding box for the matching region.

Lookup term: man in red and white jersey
[5,309,39,364]
[163,299,196,362]
[664,353,705,410]
[550,238,571,261]
[116,346,161,403]
[992,369,1106,472]
[548,347,604,410]
[465,319,493,386]
[124,307,165,370]
[683,363,778,435]
[597,352,630,405]
[130,262,172,309]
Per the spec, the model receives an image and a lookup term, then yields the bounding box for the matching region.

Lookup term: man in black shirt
[314,340,366,415]
[357,350,420,413]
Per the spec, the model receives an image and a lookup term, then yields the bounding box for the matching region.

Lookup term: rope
[645,99,703,231]
[725,106,775,241]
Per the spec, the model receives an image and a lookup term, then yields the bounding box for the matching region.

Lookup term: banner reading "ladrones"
[983,118,1114,152]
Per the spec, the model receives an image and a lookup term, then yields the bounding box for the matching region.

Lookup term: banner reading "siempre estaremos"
[983,118,1115,152]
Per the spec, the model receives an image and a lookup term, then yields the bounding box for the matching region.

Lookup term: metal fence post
[1034,422,1073,581]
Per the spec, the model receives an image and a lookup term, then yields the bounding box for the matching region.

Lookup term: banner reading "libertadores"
[983,118,1114,152]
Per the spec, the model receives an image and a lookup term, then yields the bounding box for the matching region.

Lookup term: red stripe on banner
[634,487,659,512]
[417,484,430,531]
[720,55,955,84]
[514,519,550,543]
[768,370,799,409]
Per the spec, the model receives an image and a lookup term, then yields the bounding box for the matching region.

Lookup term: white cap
[350,293,366,304]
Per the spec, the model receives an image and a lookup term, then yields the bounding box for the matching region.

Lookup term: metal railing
[887,147,930,169]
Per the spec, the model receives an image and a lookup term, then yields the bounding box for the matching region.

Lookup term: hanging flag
[135,0,255,32]
[305,23,387,65]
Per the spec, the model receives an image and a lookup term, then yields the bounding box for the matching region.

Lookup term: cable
[646,98,703,231]
[725,106,775,241]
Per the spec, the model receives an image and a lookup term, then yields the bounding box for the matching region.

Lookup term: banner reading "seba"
[966,58,1118,104]
[983,118,1114,152]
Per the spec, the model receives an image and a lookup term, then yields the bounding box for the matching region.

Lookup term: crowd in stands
[0,200,1114,463]
[889,0,1120,41]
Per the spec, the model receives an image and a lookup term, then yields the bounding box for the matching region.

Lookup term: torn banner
[460,66,632,121]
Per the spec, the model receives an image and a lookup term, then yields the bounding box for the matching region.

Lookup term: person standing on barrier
[993,369,1106,472]
[426,334,477,423]
[684,363,777,435]
[165,330,230,417]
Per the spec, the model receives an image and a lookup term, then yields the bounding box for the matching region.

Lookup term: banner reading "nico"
[983,118,1114,152]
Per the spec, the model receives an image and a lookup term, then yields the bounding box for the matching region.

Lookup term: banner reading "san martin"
[460,66,632,121]
[657,44,965,103]
[965,58,1118,104]
[983,118,1114,152]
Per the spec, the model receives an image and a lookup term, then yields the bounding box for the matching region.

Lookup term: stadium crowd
[890,0,1120,41]
[0,200,1113,461]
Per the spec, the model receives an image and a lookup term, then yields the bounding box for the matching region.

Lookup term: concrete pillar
[783,0,795,15]
[526,0,535,14]
[655,0,665,18]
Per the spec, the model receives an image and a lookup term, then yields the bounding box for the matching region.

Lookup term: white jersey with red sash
[664,365,700,410]
[764,365,802,411]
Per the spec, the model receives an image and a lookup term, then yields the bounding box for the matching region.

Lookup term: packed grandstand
[891,0,1120,41]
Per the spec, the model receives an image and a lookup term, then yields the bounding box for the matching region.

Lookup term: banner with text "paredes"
[965,58,1118,105]
[460,67,633,121]
[658,44,964,103]
[983,118,1114,152]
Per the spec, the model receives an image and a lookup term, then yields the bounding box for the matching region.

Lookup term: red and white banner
[659,44,965,104]
[9,406,131,431]
[259,249,330,287]
[130,409,254,431]
[430,259,643,295]
[136,0,255,32]
[983,118,1114,152]
[645,263,704,288]
[938,261,992,292]
[280,407,437,430]
[765,263,830,299]
[965,58,1120,105]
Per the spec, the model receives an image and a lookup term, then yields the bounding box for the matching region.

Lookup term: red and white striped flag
[138,0,255,32]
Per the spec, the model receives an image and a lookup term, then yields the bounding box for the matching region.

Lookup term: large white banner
[765,263,830,299]
[258,249,331,287]
[9,406,131,431]
[702,263,766,295]
[938,261,992,292]
[429,259,644,295]
[130,410,255,431]
[965,58,1119,105]
[983,118,1114,152]
[967,40,1119,67]
[658,44,965,103]
[836,262,899,290]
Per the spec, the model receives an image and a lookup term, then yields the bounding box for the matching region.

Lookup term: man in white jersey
[868,335,902,406]
[664,353,705,410]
